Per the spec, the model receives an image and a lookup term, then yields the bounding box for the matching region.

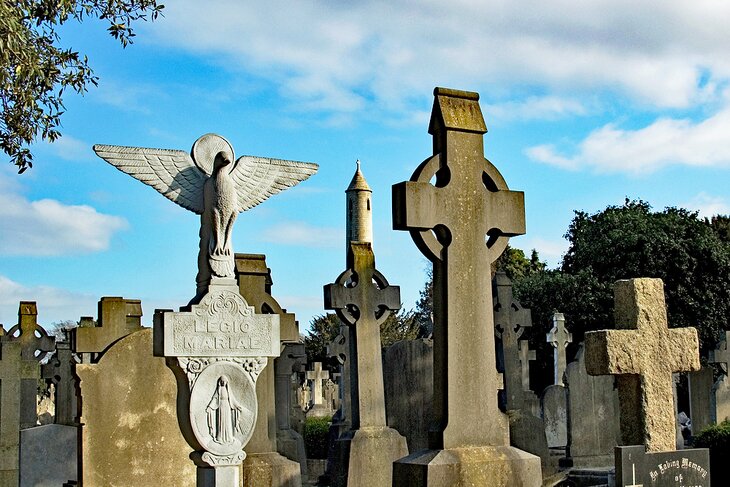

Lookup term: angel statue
[94,134,318,298]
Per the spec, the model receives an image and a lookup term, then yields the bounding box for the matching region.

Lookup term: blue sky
[1,1,730,332]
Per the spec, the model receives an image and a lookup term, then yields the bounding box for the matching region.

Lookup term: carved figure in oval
[206,375,249,445]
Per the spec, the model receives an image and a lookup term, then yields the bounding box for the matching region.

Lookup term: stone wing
[93,145,207,214]
[230,156,318,212]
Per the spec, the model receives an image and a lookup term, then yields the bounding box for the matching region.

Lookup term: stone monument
[710,331,730,423]
[306,362,331,417]
[546,312,572,386]
[391,87,540,486]
[96,133,316,487]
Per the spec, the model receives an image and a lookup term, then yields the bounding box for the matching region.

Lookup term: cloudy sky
[1,1,729,331]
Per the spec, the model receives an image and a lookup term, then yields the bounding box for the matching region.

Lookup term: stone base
[508,410,552,476]
[393,445,541,487]
[307,404,333,418]
[198,464,240,487]
[561,454,614,469]
[277,428,308,478]
[242,452,302,487]
[330,427,408,487]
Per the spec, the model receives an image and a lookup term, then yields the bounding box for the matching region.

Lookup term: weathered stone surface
[541,385,567,448]
[710,331,730,423]
[327,326,351,431]
[518,340,536,392]
[41,338,79,426]
[585,278,701,452]
[74,297,143,360]
[76,328,195,486]
[615,445,709,486]
[324,242,408,487]
[275,342,307,478]
[20,424,77,487]
[564,344,620,466]
[688,367,714,434]
[345,159,373,251]
[391,87,538,486]
[546,312,571,386]
[4,302,55,362]
[0,340,40,486]
[508,410,551,476]
[384,338,433,453]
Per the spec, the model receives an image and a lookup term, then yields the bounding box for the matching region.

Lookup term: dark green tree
[303,313,340,365]
[1,0,164,172]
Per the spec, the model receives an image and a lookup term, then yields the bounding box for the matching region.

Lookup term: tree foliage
[0,0,164,172]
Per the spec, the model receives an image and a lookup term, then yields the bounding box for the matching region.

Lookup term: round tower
[345,160,373,250]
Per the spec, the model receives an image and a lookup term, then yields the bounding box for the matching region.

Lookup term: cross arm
[584,329,644,376]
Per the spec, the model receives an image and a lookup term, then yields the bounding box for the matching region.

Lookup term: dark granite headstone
[616,445,710,487]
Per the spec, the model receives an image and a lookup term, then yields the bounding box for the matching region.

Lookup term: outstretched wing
[93,145,207,214]
[230,156,319,212]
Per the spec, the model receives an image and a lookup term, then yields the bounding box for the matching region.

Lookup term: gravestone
[73,297,143,363]
[275,342,308,478]
[688,367,714,434]
[0,340,40,486]
[306,362,331,417]
[77,328,195,486]
[324,242,408,487]
[710,331,730,423]
[41,335,79,425]
[327,327,351,433]
[391,87,540,486]
[542,385,567,448]
[384,338,434,453]
[564,343,620,467]
[518,339,536,392]
[585,278,701,452]
[616,445,709,487]
[547,312,572,386]
[20,424,78,487]
[235,253,303,486]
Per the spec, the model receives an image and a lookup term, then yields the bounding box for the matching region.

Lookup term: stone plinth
[585,278,701,452]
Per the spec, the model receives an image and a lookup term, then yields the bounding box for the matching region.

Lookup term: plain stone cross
[393,88,525,448]
[75,297,142,361]
[710,331,730,374]
[0,340,41,485]
[494,272,532,410]
[518,340,536,391]
[324,242,400,428]
[4,301,54,361]
[585,278,700,452]
[307,362,329,407]
[547,312,572,385]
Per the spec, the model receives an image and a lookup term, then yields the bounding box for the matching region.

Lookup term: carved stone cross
[327,326,351,428]
[494,272,532,410]
[518,340,536,392]
[306,362,329,407]
[585,278,700,452]
[324,242,400,428]
[547,312,572,385]
[710,331,730,375]
[41,339,79,425]
[4,301,54,361]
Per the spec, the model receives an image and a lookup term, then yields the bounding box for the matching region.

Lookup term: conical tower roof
[346,160,371,192]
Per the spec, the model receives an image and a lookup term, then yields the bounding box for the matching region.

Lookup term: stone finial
[585,278,701,452]
[547,312,572,386]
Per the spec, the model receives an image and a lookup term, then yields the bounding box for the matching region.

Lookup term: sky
[1,1,730,332]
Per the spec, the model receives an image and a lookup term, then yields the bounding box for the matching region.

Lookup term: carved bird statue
[93,134,318,296]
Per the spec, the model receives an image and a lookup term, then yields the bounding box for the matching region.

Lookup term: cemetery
[0,84,727,487]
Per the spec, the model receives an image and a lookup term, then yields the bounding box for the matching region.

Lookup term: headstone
[615,445,709,487]
[235,253,304,487]
[493,272,532,411]
[306,362,331,417]
[585,278,701,452]
[20,424,77,487]
[73,297,143,362]
[324,379,337,410]
[275,342,308,479]
[518,339,536,392]
[77,328,195,486]
[710,331,730,423]
[541,385,567,448]
[324,242,408,487]
[297,383,311,412]
[383,338,434,453]
[41,336,80,425]
[546,312,572,386]
[0,340,40,486]
[688,367,714,435]
[564,343,621,467]
[327,327,350,431]
[391,87,540,486]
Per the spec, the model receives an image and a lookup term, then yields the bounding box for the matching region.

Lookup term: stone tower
[345,160,373,249]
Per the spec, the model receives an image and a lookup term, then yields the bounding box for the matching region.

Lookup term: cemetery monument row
[94,134,317,486]
[391,87,541,486]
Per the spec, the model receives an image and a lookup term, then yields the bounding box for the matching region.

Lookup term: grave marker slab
[616,445,709,487]
[688,367,714,434]
[391,87,539,486]
[585,278,701,452]
[547,312,572,386]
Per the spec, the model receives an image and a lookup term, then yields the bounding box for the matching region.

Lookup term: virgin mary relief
[206,375,253,445]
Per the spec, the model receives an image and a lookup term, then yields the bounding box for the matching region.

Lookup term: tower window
[367,198,371,210]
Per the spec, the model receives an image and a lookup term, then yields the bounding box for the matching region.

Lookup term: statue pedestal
[393,446,541,487]
[242,452,301,487]
[330,427,408,487]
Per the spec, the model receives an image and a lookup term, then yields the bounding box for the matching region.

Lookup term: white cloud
[41,134,93,161]
[0,173,128,256]
[0,275,98,327]
[681,192,730,218]
[485,96,589,122]
[147,1,730,113]
[526,105,730,174]
[259,221,341,248]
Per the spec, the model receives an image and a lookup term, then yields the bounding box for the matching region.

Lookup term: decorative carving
[93,134,318,294]
[201,451,246,467]
[207,375,247,445]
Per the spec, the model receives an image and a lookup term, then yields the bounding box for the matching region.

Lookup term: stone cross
[0,340,41,485]
[306,362,329,408]
[327,326,351,428]
[547,312,572,385]
[41,339,80,425]
[710,331,730,374]
[518,340,536,391]
[493,272,532,410]
[324,242,400,428]
[585,278,701,452]
[74,297,143,362]
[4,301,55,361]
[392,88,525,449]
